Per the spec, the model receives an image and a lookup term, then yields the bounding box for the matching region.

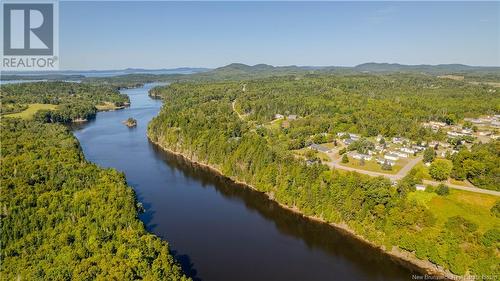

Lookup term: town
[276,114,500,195]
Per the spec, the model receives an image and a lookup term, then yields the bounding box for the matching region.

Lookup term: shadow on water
[133,169,201,281]
[171,250,201,281]
[148,142,422,279]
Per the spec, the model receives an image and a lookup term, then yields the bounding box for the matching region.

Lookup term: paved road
[422,180,500,196]
[396,156,422,177]
[325,151,500,197]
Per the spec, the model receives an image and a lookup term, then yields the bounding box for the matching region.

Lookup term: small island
[123,117,137,128]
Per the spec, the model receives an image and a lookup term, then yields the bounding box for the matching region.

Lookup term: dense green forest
[0,82,129,122]
[148,74,499,276]
[449,142,500,190]
[0,119,189,280]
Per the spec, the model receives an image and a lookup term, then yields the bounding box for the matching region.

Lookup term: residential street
[325,151,500,196]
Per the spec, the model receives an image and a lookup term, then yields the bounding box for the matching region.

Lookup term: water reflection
[148,142,419,280]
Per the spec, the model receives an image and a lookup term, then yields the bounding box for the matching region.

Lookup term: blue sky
[59,1,499,70]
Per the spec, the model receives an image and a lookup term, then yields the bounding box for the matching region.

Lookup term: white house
[288,115,298,120]
[415,184,426,191]
[392,137,406,144]
[461,129,473,135]
[447,131,464,138]
[384,153,399,161]
[349,133,360,141]
[393,151,409,158]
[309,144,331,153]
[274,114,284,119]
[413,145,426,151]
[377,157,395,166]
[351,153,372,161]
[400,147,416,154]
[344,138,355,145]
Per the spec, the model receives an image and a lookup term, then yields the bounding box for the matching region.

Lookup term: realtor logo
[4,3,53,55]
[2,0,59,70]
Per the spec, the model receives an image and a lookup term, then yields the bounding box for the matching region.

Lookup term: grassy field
[339,158,403,174]
[95,102,124,111]
[3,104,57,120]
[293,148,330,162]
[408,189,499,232]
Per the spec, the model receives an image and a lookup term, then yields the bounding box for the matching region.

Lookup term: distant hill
[353,63,500,74]
[3,63,499,84]
[210,62,500,76]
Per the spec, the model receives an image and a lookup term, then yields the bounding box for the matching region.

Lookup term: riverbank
[147,136,462,281]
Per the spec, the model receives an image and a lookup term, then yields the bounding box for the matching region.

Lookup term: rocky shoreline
[147,135,462,281]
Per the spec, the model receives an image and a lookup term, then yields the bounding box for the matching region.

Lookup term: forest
[0,82,188,280]
[148,74,499,277]
[0,119,189,280]
[0,82,129,122]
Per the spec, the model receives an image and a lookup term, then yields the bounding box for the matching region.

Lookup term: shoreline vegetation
[0,119,189,280]
[0,82,130,123]
[148,137,459,280]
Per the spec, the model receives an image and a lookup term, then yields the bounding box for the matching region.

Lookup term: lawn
[408,189,499,232]
[339,158,403,174]
[293,148,330,162]
[95,102,124,111]
[3,104,58,120]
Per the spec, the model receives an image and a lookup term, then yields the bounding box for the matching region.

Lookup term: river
[73,83,416,281]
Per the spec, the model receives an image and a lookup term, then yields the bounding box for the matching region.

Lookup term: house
[415,184,426,191]
[343,138,355,145]
[376,157,395,166]
[447,131,464,138]
[393,151,408,158]
[376,135,383,142]
[430,121,447,127]
[461,129,473,135]
[384,153,399,161]
[337,132,347,137]
[400,147,416,154]
[429,141,439,148]
[413,145,426,152]
[422,121,447,132]
[288,115,298,120]
[392,137,408,144]
[349,133,360,141]
[274,114,284,119]
[351,152,372,161]
[305,159,319,166]
[309,144,331,153]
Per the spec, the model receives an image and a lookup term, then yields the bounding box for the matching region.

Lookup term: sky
[59,1,500,70]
